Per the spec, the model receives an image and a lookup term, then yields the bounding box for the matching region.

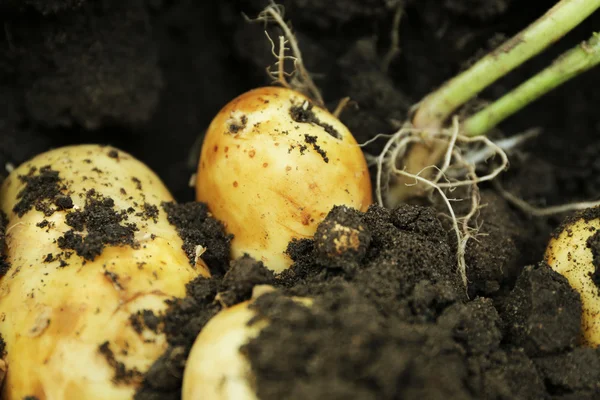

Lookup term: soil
[1,0,600,399]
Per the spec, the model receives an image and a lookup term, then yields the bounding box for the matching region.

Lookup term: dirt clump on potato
[134,255,275,400]
[57,189,139,261]
[12,166,69,217]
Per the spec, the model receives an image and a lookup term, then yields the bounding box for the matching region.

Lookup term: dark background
[1,0,599,203]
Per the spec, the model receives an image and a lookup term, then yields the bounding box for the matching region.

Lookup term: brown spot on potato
[301,213,311,226]
[224,147,229,153]
[263,163,268,168]
[249,150,256,158]
[233,181,238,188]
[213,146,218,152]
[285,166,292,172]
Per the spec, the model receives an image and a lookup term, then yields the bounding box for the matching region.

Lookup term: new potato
[196,86,372,272]
[182,292,312,400]
[545,211,600,347]
[0,145,206,399]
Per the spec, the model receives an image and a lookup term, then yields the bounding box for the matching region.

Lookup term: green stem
[463,32,600,137]
[412,0,600,129]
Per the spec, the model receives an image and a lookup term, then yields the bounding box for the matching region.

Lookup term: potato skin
[196,86,373,272]
[0,145,203,399]
[545,215,600,347]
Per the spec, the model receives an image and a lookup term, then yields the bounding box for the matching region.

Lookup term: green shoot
[463,32,600,137]
[412,0,600,130]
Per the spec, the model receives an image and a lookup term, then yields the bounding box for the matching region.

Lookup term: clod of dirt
[129,310,160,335]
[243,286,474,400]
[438,297,502,356]
[499,263,582,356]
[535,347,600,397]
[0,212,9,278]
[281,203,464,317]
[289,101,341,139]
[98,341,143,385]
[12,166,67,217]
[313,205,371,271]
[586,230,600,289]
[460,190,536,297]
[134,276,221,400]
[161,201,232,276]
[473,349,546,400]
[57,190,139,261]
[216,255,275,307]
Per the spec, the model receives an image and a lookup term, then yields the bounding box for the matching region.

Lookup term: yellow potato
[545,212,600,346]
[0,145,206,399]
[196,86,372,272]
[182,292,311,400]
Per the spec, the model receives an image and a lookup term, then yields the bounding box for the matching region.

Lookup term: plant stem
[463,32,600,137]
[412,0,600,130]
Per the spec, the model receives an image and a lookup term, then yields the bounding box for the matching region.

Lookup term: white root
[493,180,600,217]
[245,1,324,106]
[372,116,510,290]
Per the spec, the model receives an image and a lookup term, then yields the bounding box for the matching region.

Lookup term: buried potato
[545,207,600,347]
[182,290,312,400]
[196,86,372,272]
[0,145,206,399]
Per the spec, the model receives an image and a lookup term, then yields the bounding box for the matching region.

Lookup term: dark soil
[57,189,139,262]
[1,0,600,399]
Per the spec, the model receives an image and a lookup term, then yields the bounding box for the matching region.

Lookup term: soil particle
[0,212,9,278]
[534,347,600,396]
[227,114,248,133]
[13,166,67,217]
[459,191,537,297]
[138,203,159,223]
[98,341,143,385]
[130,310,160,334]
[161,201,232,276]
[303,134,328,163]
[57,190,139,261]
[586,230,600,289]
[134,277,221,400]
[289,101,341,139]
[135,346,187,400]
[498,263,582,356]
[216,255,275,307]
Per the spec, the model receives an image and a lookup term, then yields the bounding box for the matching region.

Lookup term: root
[373,116,510,291]
[381,1,404,73]
[246,2,325,106]
[493,180,600,216]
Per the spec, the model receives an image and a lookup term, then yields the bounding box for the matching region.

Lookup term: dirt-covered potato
[545,210,600,347]
[0,145,206,399]
[182,293,312,400]
[196,86,372,272]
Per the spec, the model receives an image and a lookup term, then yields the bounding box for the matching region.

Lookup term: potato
[0,145,206,399]
[545,211,600,347]
[182,292,312,400]
[196,86,372,272]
